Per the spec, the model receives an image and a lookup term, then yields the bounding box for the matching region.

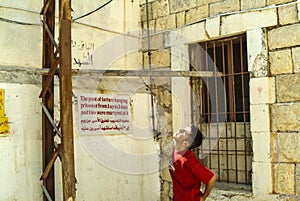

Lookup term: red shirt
[169,149,215,201]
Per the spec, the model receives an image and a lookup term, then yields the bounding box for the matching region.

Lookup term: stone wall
[139,0,300,200]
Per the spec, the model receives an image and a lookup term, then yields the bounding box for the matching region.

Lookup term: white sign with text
[78,93,130,134]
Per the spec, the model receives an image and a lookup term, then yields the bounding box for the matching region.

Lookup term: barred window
[189,34,252,185]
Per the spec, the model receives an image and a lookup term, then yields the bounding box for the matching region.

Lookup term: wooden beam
[59,0,76,200]
[39,57,60,98]
[40,144,62,181]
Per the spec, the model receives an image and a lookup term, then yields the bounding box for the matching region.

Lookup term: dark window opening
[189,34,252,185]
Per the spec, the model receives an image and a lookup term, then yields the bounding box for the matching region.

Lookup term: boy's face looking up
[173,127,192,148]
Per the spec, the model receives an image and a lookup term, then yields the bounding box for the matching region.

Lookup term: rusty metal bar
[231,40,239,184]
[41,20,59,52]
[40,102,62,137]
[42,185,53,201]
[213,42,221,182]
[240,36,249,184]
[204,43,212,169]
[221,41,230,183]
[58,0,76,200]
[41,0,56,199]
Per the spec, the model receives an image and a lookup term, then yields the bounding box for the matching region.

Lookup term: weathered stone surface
[268,24,300,50]
[296,164,300,196]
[197,0,224,6]
[221,8,277,36]
[276,74,300,102]
[161,181,170,200]
[152,0,169,19]
[161,167,172,182]
[278,195,299,201]
[252,162,272,194]
[156,14,176,31]
[270,132,277,162]
[140,3,153,22]
[247,28,268,78]
[144,49,170,68]
[176,11,185,27]
[0,66,42,85]
[278,4,298,25]
[292,47,300,73]
[241,0,266,10]
[250,77,275,104]
[169,0,197,13]
[209,0,240,16]
[141,33,165,51]
[269,49,293,75]
[185,5,208,24]
[273,163,295,194]
[271,103,300,131]
[277,133,300,162]
[250,104,270,132]
[267,0,295,6]
[252,132,271,162]
[205,16,220,38]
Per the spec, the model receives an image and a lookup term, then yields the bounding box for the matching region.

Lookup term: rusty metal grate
[189,34,252,185]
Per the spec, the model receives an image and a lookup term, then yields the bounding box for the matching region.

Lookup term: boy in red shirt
[169,125,216,201]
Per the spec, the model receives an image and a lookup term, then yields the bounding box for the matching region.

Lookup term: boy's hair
[188,125,203,150]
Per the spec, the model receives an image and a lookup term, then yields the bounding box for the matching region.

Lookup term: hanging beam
[58,0,76,200]
[35,69,221,78]
[41,0,56,200]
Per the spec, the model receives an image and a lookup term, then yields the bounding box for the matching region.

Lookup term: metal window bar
[190,34,252,185]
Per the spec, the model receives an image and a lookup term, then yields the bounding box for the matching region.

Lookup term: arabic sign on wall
[78,93,130,134]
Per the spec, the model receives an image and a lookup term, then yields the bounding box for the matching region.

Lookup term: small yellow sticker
[0,89,4,117]
[0,116,9,135]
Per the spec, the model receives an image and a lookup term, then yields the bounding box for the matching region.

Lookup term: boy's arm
[201,175,217,201]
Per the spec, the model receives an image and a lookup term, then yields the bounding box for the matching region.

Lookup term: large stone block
[247,28,268,77]
[241,0,266,10]
[278,4,298,25]
[169,0,197,13]
[267,0,295,5]
[277,132,300,162]
[250,77,275,104]
[297,164,300,196]
[143,49,171,68]
[268,24,300,50]
[252,162,272,195]
[250,104,270,132]
[271,103,300,131]
[156,14,176,31]
[176,11,185,27]
[209,0,240,16]
[221,8,277,36]
[292,47,300,73]
[276,74,300,102]
[272,163,295,194]
[152,0,169,19]
[205,16,220,38]
[252,132,271,163]
[269,49,293,75]
[185,5,208,25]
